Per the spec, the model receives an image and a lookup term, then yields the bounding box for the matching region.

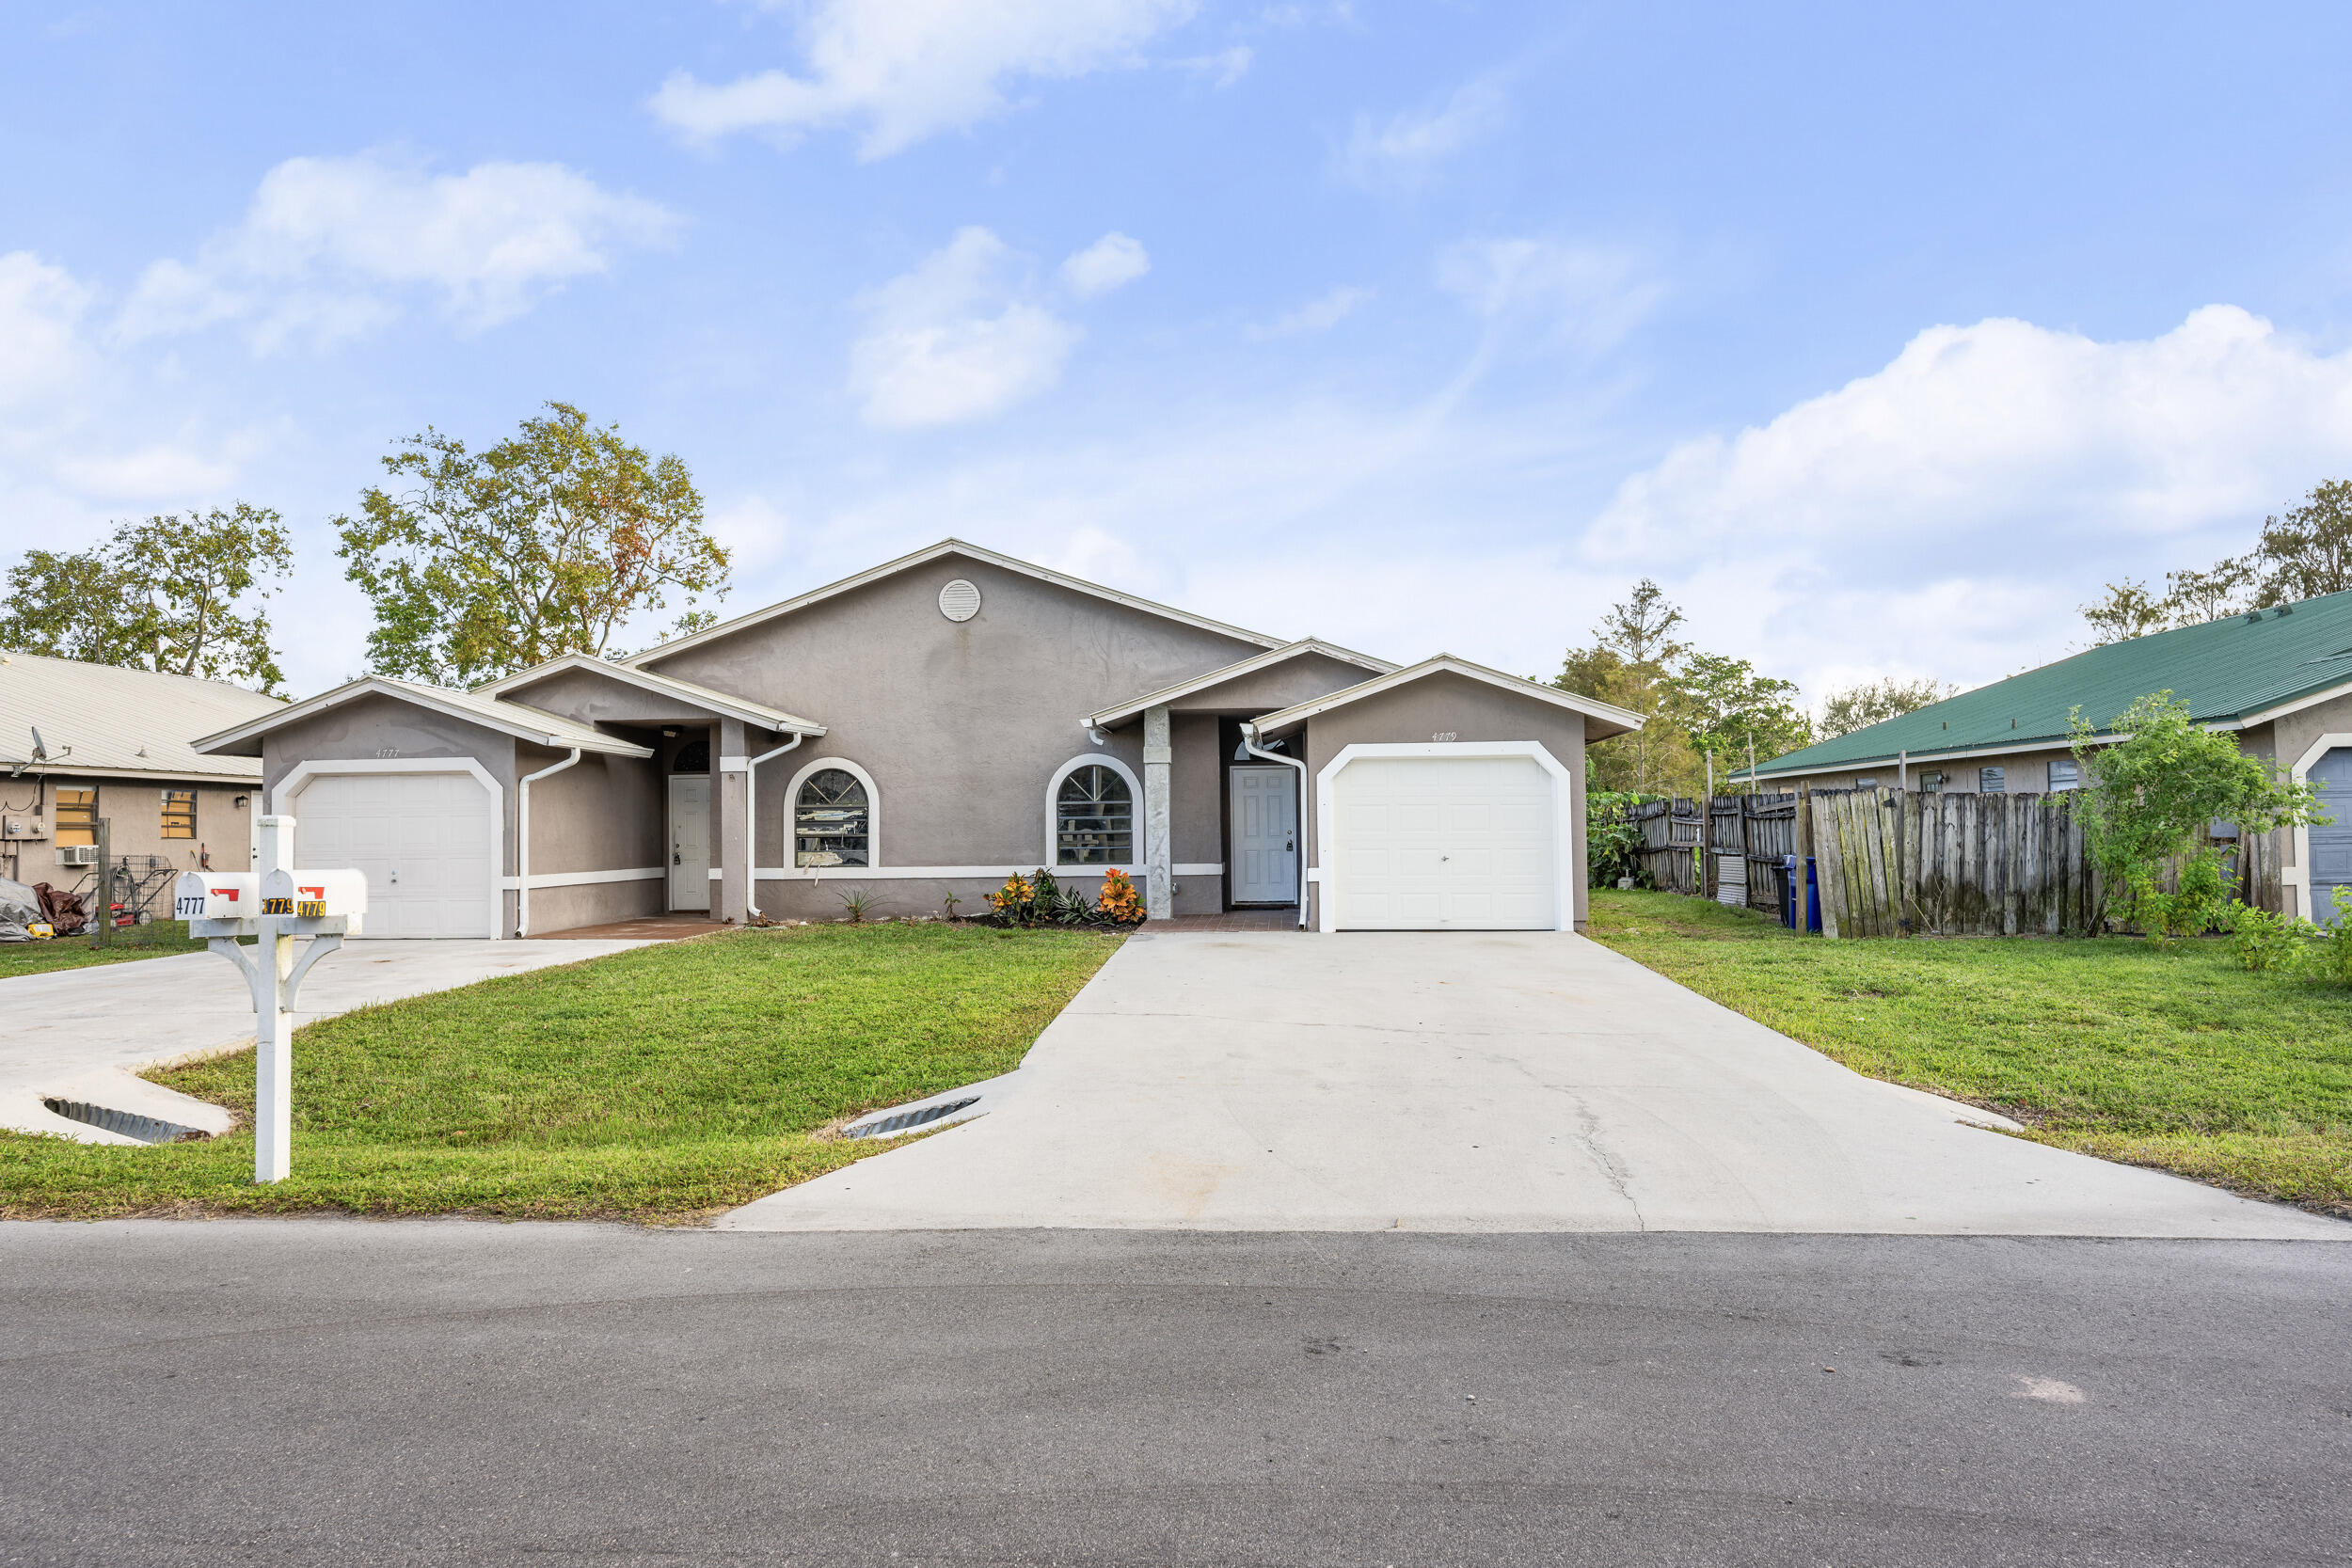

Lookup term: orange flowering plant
[1097,868,1144,925]
[984,873,1036,925]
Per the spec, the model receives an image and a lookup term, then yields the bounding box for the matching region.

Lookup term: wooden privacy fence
[1806,787,2103,938]
[1620,795,1798,915]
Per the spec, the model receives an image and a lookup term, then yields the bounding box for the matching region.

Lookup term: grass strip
[0,922,1120,1223]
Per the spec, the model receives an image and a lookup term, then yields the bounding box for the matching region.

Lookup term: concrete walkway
[723,930,2351,1238]
[1,938,647,1144]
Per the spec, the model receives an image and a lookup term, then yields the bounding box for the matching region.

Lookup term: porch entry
[1229,765,1298,906]
[669,775,710,911]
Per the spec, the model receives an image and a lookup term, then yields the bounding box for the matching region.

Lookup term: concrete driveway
[724,930,2350,1238]
[1,939,647,1144]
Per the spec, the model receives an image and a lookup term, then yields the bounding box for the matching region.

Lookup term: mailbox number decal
[262,897,293,914]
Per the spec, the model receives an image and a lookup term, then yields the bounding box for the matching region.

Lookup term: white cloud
[1340,76,1506,191]
[117,153,678,349]
[649,0,1198,160]
[1058,232,1151,298]
[1597,306,2352,561]
[0,251,93,412]
[1437,238,1662,354]
[1586,305,2352,696]
[849,227,1082,428]
[1171,45,1252,87]
[1250,283,1373,339]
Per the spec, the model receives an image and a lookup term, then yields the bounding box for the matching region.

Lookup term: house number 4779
[1431,732,1457,742]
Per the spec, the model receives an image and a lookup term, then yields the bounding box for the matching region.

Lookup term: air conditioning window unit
[56,845,97,866]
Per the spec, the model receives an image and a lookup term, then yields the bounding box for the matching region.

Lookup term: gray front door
[1229,766,1297,905]
[2312,747,2352,927]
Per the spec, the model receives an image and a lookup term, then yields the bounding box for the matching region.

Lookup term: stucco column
[1144,704,1173,920]
[716,717,749,924]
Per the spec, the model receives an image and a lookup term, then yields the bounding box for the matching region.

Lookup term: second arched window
[1056,765,1134,865]
[794,768,870,867]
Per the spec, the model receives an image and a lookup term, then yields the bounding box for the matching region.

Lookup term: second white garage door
[292,770,496,939]
[1328,752,1560,929]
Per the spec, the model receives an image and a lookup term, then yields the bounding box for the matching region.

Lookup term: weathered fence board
[1801,787,2106,938]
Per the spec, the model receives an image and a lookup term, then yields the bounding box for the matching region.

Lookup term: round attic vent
[939,578,981,623]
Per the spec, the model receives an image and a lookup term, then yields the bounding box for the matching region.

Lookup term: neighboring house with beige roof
[0,652,287,891]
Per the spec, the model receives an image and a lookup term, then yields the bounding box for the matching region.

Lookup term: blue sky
[8,2,2352,705]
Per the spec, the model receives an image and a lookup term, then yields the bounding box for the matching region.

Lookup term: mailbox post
[176,815,366,1184]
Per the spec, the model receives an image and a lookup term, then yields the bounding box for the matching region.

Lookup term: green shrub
[1588,790,1649,888]
[2224,900,2312,972]
[2305,888,2352,985]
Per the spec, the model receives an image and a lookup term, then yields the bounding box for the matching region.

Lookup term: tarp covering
[0,877,46,942]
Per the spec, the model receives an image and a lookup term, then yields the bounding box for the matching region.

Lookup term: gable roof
[475,654,825,735]
[1086,639,1399,728]
[624,539,1286,668]
[0,652,284,781]
[1250,654,1645,739]
[1738,586,2352,782]
[192,676,654,759]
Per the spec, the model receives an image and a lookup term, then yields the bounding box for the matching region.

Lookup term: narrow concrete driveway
[1,939,646,1143]
[725,931,2349,1238]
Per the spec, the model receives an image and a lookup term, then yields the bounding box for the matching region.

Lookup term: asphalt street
[5,1222,2348,1566]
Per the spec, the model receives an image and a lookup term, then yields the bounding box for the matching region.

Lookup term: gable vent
[938,578,981,623]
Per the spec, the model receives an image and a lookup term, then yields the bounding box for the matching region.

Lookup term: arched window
[794,768,870,868]
[672,738,709,773]
[1053,759,1136,865]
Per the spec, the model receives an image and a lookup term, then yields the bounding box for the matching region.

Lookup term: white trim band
[751,863,1223,880]
[502,866,665,891]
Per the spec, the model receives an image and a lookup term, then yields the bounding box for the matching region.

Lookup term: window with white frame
[1056,764,1134,864]
[1979,766,2006,793]
[794,768,869,867]
[1918,771,1945,793]
[2046,758,2079,792]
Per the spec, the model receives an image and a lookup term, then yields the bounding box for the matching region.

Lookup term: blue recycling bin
[1781,855,1821,933]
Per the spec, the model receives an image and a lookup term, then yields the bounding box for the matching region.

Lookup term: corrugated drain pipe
[1238,721,1311,929]
[744,732,803,920]
[516,748,581,937]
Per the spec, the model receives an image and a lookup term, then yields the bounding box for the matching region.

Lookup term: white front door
[294,769,494,939]
[1329,753,1558,929]
[670,775,710,911]
[1230,766,1298,905]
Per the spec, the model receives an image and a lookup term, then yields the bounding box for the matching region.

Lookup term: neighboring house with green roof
[1732,587,2352,924]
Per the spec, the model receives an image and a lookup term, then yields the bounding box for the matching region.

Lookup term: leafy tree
[2078,480,2352,644]
[1815,675,1953,740]
[1551,580,1702,795]
[2078,578,2172,646]
[0,505,293,690]
[335,403,729,687]
[1672,652,1809,786]
[2230,480,2352,606]
[2069,691,2325,935]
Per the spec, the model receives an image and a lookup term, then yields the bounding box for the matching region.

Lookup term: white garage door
[1330,753,1559,930]
[293,771,495,939]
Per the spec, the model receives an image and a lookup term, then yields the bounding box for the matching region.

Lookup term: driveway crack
[1572,1098,1645,1231]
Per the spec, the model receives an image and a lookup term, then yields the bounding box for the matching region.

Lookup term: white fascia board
[13,762,262,784]
[1085,639,1401,728]
[1253,655,1645,736]
[1730,722,2261,783]
[476,654,825,736]
[622,539,1286,668]
[193,677,652,759]
[2233,674,2352,730]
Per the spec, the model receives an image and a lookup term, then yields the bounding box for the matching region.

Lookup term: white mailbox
[261,868,369,920]
[174,872,260,923]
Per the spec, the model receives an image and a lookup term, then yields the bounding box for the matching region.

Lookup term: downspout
[744,732,803,920]
[1238,721,1310,929]
[516,748,582,938]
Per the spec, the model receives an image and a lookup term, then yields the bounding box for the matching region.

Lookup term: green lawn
[0,922,1120,1223]
[1586,889,2352,1216]
[0,920,212,979]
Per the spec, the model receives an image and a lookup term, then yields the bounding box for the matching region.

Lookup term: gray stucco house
[193,541,1638,938]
